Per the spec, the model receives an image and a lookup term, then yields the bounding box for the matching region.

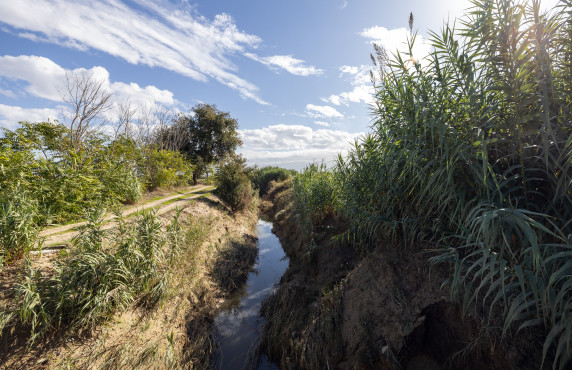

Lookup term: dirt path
[39,184,214,247]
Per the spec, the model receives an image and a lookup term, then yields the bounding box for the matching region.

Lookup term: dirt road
[39,184,214,248]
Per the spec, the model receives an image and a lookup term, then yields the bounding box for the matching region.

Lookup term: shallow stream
[213,219,288,369]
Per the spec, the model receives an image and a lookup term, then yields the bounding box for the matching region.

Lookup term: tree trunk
[193,171,198,186]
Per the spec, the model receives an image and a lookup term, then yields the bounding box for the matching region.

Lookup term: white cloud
[245,53,323,76]
[0,0,267,104]
[314,121,330,127]
[111,82,174,107]
[0,88,16,98]
[0,55,65,101]
[323,65,373,106]
[0,55,175,108]
[305,104,344,119]
[238,124,363,169]
[0,104,61,130]
[360,26,431,63]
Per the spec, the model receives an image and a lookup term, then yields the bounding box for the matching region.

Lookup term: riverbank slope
[258,179,542,370]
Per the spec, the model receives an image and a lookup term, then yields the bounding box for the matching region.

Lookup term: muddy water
[213,219,288,370]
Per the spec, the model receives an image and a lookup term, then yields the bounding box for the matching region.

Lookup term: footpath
[38,184,214,248]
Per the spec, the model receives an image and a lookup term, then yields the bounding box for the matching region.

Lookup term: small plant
[72,207,107,252]
[0,188,38,265]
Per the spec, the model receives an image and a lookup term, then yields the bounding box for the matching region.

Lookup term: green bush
[252,166,295,196]
[292,162,339,229]
[96,160,142,205]
[0,189,38,265]
[34,159,105,224]
[0,124,195,227]
[142,149,193,190]
[214,157,254,213]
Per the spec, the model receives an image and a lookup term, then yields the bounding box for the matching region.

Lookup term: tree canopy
[173,104,242,184]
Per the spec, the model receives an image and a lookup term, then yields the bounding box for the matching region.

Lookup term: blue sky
[0,0,483,168]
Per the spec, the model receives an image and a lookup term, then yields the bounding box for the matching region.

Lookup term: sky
[0,0,518,169]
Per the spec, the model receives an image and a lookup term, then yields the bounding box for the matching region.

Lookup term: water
[213,219,289,370]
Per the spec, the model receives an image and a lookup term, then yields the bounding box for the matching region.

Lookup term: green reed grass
[0,188,39,265]
[6,207,187,343]
[290,0,572,367]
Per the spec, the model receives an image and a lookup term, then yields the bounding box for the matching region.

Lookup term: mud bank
[258,180,542,370]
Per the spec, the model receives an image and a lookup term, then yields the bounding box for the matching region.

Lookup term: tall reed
[11,208,183,342]
[291,0,572,367]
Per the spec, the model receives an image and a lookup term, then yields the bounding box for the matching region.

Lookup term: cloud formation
[0,55,175,108]
[245,53,323,76]
[324,65,372,106]
[0,55,179,129]
[238,124,363,169]
[0,104,61,130]
[305,104,344,119]
[0,0,267,103]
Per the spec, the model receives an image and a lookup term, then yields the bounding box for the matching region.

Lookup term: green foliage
[96,159,142,205]
[141,149,192,190]
[12,208,182,342]
[252,166,295,196]
[172,104,242,184]
[0,188,38,265]
[34,159,106,224]
[291,163,339,254]
[0,121,194,228]
[289,0,572,367]
[213,156,254,213]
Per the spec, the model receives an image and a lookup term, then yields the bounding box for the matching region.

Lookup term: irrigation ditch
[254,179,547,370]
[0,180,552,369]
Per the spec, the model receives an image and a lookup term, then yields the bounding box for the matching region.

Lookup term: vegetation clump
[263,1,572,368]
[213,156,255,213]
[6,208,183,343]
[252,166,295,196]
[0,188,39,265]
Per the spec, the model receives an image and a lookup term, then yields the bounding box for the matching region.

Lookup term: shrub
[252,166,295,196]
[0,189,38,265]
[96,160,142,205]
[214,157,254,213]
[292,162,339,229]
[142,149,193,190]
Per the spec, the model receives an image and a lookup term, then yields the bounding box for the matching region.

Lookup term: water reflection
[213,220,288,370]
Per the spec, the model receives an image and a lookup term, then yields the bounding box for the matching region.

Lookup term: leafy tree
[176,104,242,185]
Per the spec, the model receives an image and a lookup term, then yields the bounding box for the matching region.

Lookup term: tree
[174,104,242,185]
[60,70,113,153]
